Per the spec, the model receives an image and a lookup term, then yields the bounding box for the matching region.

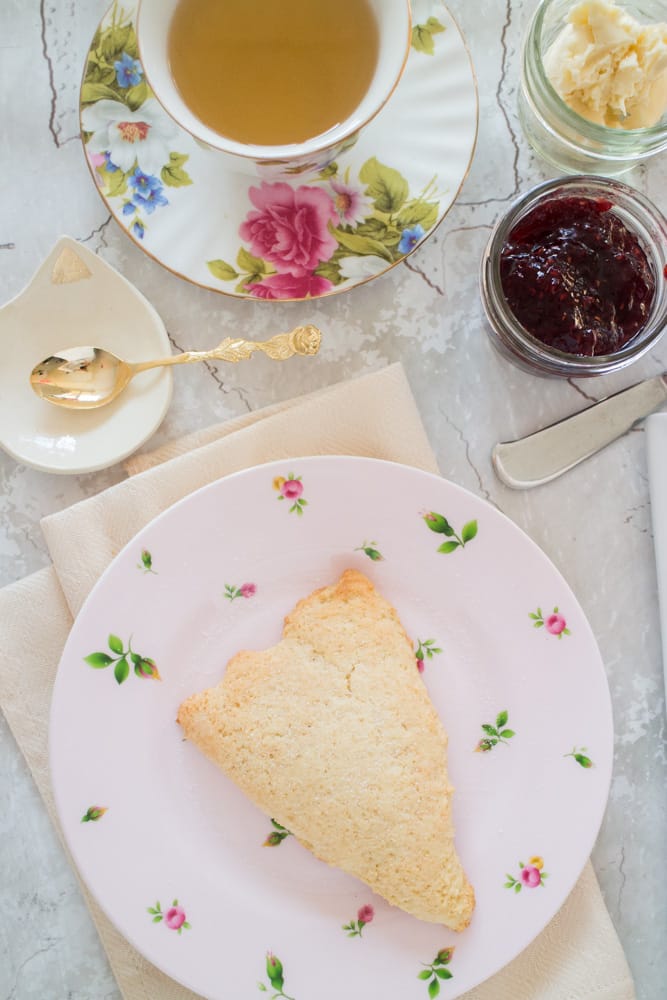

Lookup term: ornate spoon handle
[132,325,321,373]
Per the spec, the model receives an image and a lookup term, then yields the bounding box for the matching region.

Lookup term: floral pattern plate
[50,457,613,999]
[80,1,477,300]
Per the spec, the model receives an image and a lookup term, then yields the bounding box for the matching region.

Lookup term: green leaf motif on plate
[161,152,193,188]
[411,17,446,56]
[84,652,113,669]
[565,746,594,768]
[81,805,107,822]
[114,656,129,685]
[137,548,156,574]
[422,512,478,555]
[359,156,409,214]
[80,81,121,105]
[354,540,384,562]
[260,952,295,999]
[263,819,293,847]
[208,259,239,282]
[419,947,455,996]
[475,710,516,752]
[415,637,443,672]
[331,226,393,262]
[83,634,160,685]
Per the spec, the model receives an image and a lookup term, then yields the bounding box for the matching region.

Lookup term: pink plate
[50,456,613,999]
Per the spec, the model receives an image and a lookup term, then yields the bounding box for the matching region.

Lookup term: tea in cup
[136,0,411,174]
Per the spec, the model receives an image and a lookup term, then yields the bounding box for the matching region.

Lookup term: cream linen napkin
[0,364,635,1000]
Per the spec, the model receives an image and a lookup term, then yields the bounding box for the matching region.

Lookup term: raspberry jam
[499,196,656,356]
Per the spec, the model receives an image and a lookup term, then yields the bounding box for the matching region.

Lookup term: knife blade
[493,373,667,489]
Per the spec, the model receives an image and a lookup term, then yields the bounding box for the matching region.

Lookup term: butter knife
[493,373,667,489]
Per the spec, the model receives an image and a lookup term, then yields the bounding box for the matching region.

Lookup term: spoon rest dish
[0,236,172,474]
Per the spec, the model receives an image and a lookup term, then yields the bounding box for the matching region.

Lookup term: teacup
[136,0,411,176]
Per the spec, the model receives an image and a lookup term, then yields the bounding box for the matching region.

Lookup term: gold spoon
[30,324,322,410]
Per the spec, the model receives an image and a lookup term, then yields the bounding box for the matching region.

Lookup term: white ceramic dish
[0,237,172,474]
[79,0,477,300]
[50,457,613,999]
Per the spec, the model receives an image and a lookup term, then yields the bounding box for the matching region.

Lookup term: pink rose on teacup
[239,182,338,276]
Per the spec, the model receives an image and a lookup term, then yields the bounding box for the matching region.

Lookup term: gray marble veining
[2,1,666,998]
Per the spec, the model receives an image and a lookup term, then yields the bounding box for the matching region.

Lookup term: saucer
[79,0,478,301]
[0,237,173,475]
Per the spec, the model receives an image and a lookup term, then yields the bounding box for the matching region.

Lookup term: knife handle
[493,374,667,489]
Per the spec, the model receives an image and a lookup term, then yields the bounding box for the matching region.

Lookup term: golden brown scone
[177,568,475,930]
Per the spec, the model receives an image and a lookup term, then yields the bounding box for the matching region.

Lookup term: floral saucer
[80,1,478,301]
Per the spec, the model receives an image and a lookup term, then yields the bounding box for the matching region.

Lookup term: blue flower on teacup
[81,98,179,176]
[114,51,143,89]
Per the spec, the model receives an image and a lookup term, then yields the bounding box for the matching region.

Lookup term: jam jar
[480,175,667,377]
[519,0,667,175]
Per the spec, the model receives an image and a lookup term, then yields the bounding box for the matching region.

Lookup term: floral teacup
[135,0,411,176]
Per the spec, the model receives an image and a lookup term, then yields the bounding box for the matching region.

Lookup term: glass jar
[519,0,667,175]
[480,175,667,377]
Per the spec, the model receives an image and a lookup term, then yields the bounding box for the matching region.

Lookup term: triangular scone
[177,568,475,930]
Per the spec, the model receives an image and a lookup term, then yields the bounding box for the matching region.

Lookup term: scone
[177,568,475,930]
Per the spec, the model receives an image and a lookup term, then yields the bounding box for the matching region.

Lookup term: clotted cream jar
[480,175,667,377]
[519,0,667,175]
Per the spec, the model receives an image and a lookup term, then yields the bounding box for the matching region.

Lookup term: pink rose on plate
[505,857,548,892]
[521,865,542,888]
[545,612,567,635]
[239,182,338,276]
[165,905,186,930]
[357,904,374,924]
[281,479,303,500]
[530,606,571,638]
[149,898,191,932]
[246,271,334,300]
[239,582,257,598]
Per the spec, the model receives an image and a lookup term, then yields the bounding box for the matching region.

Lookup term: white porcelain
[0,237,172,474]
[136,0,411,174]
[50,456,613,1000]
[80,0,477,301]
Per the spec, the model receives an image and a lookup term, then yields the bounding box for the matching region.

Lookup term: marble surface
[1,1,666,998]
